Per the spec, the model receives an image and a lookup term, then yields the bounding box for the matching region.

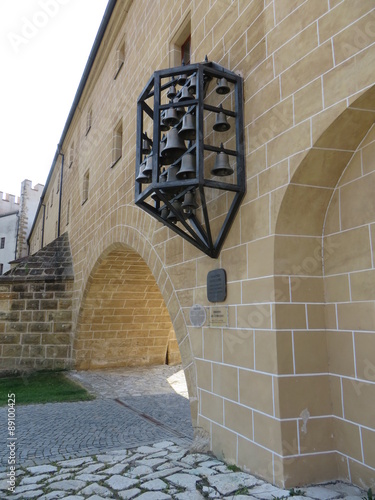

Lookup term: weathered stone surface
[142,478,168,491]
[207,472,261,495]
[80,483,113,497]
[166,472,201,490]
[302,486,341,500]
[118,488,142,499]
[105,475,138,490]
[48,479,86,491]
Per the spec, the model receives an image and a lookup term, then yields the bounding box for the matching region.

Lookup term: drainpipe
[57,145,64,238]
[41,203,46,248]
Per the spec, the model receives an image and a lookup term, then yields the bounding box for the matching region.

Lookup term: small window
[69,142,74,167]
[66,200,70,225]
[0,264,3,275]
[86,109,92,135]
[111,121,123,167]
[56,175,60,194]
[114,40,125,79]
[0,237,5,249]
[82,170,89,204]
[181,35,191,65]
[50,189,54,207]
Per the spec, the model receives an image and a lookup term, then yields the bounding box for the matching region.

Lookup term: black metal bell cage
[135,59,245,258]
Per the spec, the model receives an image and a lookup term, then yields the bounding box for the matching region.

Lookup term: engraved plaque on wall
[207,269,227,303]
[209,306,228,327]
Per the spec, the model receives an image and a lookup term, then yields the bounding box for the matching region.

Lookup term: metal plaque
[207,269,227,302]
[209,306,228,327]
[189,304,207,327]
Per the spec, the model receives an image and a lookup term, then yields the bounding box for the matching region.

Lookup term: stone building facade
[1,0,375,489]
[0,181,43,274]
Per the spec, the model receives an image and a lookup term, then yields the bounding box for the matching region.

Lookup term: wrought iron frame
[135,60,245,258]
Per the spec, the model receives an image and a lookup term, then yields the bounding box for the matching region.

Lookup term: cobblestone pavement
[0,365,369,499]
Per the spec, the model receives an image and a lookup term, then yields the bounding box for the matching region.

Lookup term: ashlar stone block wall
[0,234,74,372]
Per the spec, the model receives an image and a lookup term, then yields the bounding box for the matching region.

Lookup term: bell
[142,154,153,176]
[167,80,177,99]
[178,112,196,140]
[166,164,180,183]
[160,206,169,220]
[177,152,196,179]
[187,75,197,94]
[136,160,150,183]
[141,132,152,154]
[162,105,179,127]
[159,135,168,164]
[174,98,185,119]
[213,104,230,132]
[178,86,193,102]
[160,111,169,131]
[182,191,198,212]
[216,77,230,95]
[178,73,188,86]
[211,143,234,176]
[167,200,182,223]
[161,128,187,164]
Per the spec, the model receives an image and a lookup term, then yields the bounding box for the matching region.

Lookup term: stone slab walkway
[0,440,367,499]
[0,364,369,499]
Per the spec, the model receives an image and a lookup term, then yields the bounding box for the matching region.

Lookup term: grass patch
[0,371,95,406]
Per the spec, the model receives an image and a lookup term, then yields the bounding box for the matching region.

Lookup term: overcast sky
[0,0,109,198]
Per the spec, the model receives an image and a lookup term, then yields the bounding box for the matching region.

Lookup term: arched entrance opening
[273,85,375,487]
[74,244,181,370]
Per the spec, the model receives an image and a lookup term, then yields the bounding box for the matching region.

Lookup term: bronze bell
[177,152,196,179]
[166,164,180,183]
[216,77,230,94]
[182,191,198,212]
[159,135,168,165]
[167,200,182,223]
[142,132,152,154]
[174,98,185,119]
[160,111,169,131]
[187,75,197,94]
[160,206,169,220]
[178,86,193,102]
[162,105,179,127]
[142,154,153,177]
[178,112,196,140]
[161,128,187,164]
[136,159,150,183]
[213,104,230,132]
[211,143,234,176]
[167,79,177,100]
[178,72,188,86]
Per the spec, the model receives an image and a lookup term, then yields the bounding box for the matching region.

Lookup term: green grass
[0,371,95,406]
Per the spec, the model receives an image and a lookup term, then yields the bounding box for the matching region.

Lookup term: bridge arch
[73,224,198,425]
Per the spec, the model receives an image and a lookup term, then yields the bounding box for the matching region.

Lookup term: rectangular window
[82,170,89,204]
[111,121,123,167]
[114,40,125,79]
[66,200,70,225]
[50,189,54,207]
[86,109,92,135]
[0,237,4,249]
[181,35,191,65]
[0,264,3,275]
[69,142,74,167]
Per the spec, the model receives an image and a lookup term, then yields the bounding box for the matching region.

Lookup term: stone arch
[273,85,375,485]
[72,223,198,425]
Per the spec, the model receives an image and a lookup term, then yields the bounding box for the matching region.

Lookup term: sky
[0,0,109,199]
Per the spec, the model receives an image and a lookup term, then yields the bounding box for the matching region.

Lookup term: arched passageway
[74,245,181,370]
